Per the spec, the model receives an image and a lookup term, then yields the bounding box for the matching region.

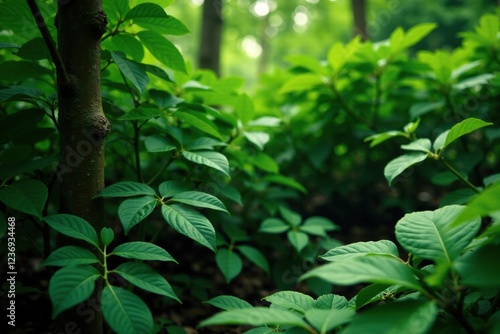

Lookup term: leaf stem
[439,158,480,193]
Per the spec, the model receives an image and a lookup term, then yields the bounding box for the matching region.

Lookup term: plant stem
[439,158,480,193]
[132,121,143,183]
[147,158,174,186]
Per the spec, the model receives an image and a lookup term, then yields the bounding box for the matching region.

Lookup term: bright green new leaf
[452,183,500,226]
[395,205,481,263]
[198,307,312,330]
[216,248,243,283]
[100,227,115,247]
[124,3,188,35]
[204,295,253,310]
[114,262,180,302]
[49,265,100,318]
[384,153,428,186]
[235,93,254,125]
[364,131,407,147]
[161,204,217,252]
[0,179,47,217]
[401,138,432,153]
[96,181,156,198]
[182,150,230,177]
[243,131,270,150]
[42,246,99,267]
[248,116,281,128]
[285,54,325,74]
[287,230,309,253]
[137,30,186,73]
[477,14,499,44]
[305,308,355,333]
[176,111,223,140]
[111,52,149,93]
[145,136,177,152]
[327,38,360,74]
[300,217,339,237]
[279,205,302,226]
[259,218,289,233]
[403,23,437,49]
[454,244,500,288]
[301,255,423,292]
[279,73,324,94]
[118,196,157,235]
[238,245,270,275]
[443,118,493,150]
[44,214,99,247]
[432,130,450,152]
[320,240,399,262]
[263,291,315,314]
[111,33,144,62]
[101,285,153,334]
[341,301,437,334]
[103,0,129,20]
[111,241,177,262]
[158,181,191,198]
[170,191,228,213]
[315,294,349,310]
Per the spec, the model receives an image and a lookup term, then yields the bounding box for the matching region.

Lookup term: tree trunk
[351,0,368,40]
[198,0,223,75]
[55,1,109,333]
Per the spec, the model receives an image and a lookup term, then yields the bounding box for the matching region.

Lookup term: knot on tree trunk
[88,10,108,39]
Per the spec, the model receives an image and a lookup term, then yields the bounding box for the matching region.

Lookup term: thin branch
[26,0,70,85]
[440,157,481,194]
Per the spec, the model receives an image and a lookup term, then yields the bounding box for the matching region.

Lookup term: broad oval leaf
[100,227,115,247]
[320,240,399,262]
[443,117,493,150]
[182,150,230,177]
[42,246,99,267]
[216,248,243,283]
[315,294,349,310]
[49,265,100,318]
[287,230,309,253]
[305,308,355,333]
[176,111,223,140]
[279,73,324,94]
[170,191,228,213]
[158,180,191,198]
[137,30,186,73]
[204,295,253,310]
[263,291,315,314]
[401,138,432,153]
[111,33,144,62]
[118,196,157,235]
[111,52,149,93]
[44,214,99,247]
[113,262,180,302]
[243,131,270,150]
[145,135,177,153]
[341,301,437,334]
[124,3,188,35]
[395,205,481,263]
[111,241,177,262]
[101,285,153,334]
[0,179,47,217]
[300,217,339,237]
[161,204,216,252]
[384,153,428,186]
[238,245,270,275]
[301,255,423,292]
[96,181,156,198]
[198,307,311,330]
[259,218,289,233]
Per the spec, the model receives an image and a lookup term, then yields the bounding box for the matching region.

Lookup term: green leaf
[44,214,99,247]
[327,41,359,74]
[433,130,449,152]
[452,183,500,226]
[315,294,349,310]
[0,179,47,217]
[235,93,254,124]
[101,227,115,247]
[305,309,355,333]
[355,284,394,309]
[341,301,437,334]
[384,153,428,186]
[443,118,493,150]
[49,265,100,318]
[187,137,226,151]
[111,51,149,93]
[216,248,243,283]
[182,150,230,177]
[243,131,270,150]
[170,191,228,213]
[111,241,177,262]
[287,230,309,253]
[401,138,432,153]
[300,217,338,237]
[439,188,477,207]
[114,262,180,302]
[320,240,399,262]
[409,101,445,120]
[199,307,311,330]
[238,245,270,275]
[118,196,157,235]
[125,3,188,35]
[263,291,315,314]
[395,205,481,263]
[111,33,144,62]
[103,0,130,20]
[96,181,156,197]
[279,206,301,226]
[0,60,51,82]
[300,255,423,292]
[145,136,177,152]
[253,152,279,173]
[0,86,44,104]
[364,131,407,147]
[454,244,500,288]
[204,295,253,310]
[119,107,165,121]
[279,73,324,94]
[149,89,182,108]
[101,285,153,334]
[42,246,99,267]
[137,30,186,73]
[259,218,289,233]
[175,111,223,140]
[263,174,307,193]
[403,23,437,48]
[161,204,216,252]
[158,181,191,198]
[16,37,49,60]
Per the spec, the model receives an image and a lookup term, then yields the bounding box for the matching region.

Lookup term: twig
[26,0,70,85]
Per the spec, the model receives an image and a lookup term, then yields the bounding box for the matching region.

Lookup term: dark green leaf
[182,150,230,177]
[100,227,115,247]
[170,191,228,213]
[111,51,149,93]
[111,33,144,62]
[0,179,47,217]
[137,30,186,73]
[118,196,157,235]
[42,246,99,267]
[204,295,253,310]
[96,181,156,197]
[44,214,99,247]
[111,241,177,262]
[216,248,242,283]
[16,37,49,60]
[263,291,314,314]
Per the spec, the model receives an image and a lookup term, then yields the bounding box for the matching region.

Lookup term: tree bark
[351,0,368,40]
[198,0,223,75]
[55,1,109,333]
